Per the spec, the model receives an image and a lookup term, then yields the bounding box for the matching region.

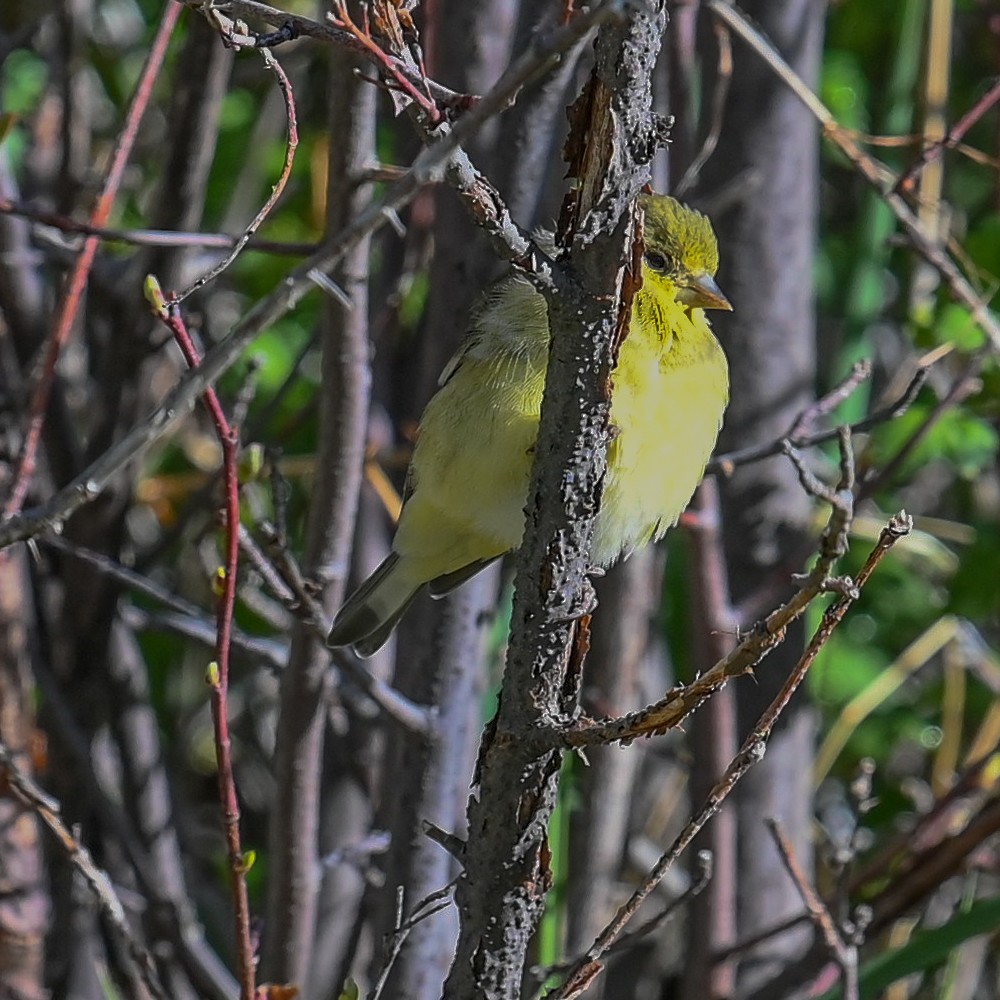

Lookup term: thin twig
[256,524,433,734]
[893,76,1000,194]
[857,358,982,498]
[146,284,256,1000]
[122,603,286,667]
[0,742,170,1000]
[767,818,860,1000]
[173,44,299,303]
[1,2,181,518]
[707,360,926,476]
[706,0,1000,353]
[368,882,457,1000]
[0,196,317,254]
[547,511,911,999]
[788,360,873,439]
[532,851,713,996]
[38,535,286,667]
[674,17,733,198]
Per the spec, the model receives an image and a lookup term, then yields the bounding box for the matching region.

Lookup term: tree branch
[442,5,668,997]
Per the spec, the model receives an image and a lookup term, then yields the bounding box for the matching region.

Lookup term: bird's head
[638,194,732,312]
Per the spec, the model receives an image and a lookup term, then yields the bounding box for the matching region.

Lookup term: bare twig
[547,511,911,999]
[145,285,255,1000]
[674,18,733,198]
[767,818,860,1000]
[788,360,874,439]
[0,742,169,1000]
[0,196,317,254]
[857,357,983,498]
[706,0,1000,353]
[38,535,286,667]
[173,44,299,303]
[893,76,1000,194]
[532,851,713,996]
[368,883,457,1000]
[122,603,286,667]
[1,2,181,518]
[255,524,433,735]
[707,361,926,476]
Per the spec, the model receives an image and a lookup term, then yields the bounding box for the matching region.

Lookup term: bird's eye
[644,250,669,273]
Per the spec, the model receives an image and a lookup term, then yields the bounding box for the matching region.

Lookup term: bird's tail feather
[327,553,422,657]
[427,555,502,599]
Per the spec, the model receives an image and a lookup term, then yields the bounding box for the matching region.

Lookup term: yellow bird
[328,194,731,656]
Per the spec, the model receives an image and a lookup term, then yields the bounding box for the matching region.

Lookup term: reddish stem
[158,303,255,1000]
[895,75,1000,194]
[330,0,443,125]
[2,0,182,519]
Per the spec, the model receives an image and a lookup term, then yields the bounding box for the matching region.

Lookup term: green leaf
[947,527,1000,619]
[0,50,47,115]
[814,896,1000,1000]
[870,404,998,482]
[935,303,985,351]
[338,977,360,1000]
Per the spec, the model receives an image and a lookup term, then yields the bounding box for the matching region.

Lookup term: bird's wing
[437,274,549,388]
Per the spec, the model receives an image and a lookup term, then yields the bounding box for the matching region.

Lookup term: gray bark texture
[442,6,669,997]
[697,1,827,993]
[263,44,376,990]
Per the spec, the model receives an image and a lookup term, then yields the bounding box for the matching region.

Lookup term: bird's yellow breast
[595,283,728,563]
[393,273,728,579]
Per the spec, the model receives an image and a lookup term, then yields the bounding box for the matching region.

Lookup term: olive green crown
[640,194,720,277]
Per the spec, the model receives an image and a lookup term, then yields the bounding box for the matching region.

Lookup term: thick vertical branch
[263,46,375,991]
[306,55,380,999]
[443,7,668,998]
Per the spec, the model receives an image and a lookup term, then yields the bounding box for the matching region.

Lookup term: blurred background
[1,0,999,998]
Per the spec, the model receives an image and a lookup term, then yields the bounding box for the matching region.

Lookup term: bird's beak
[678,272,732,311]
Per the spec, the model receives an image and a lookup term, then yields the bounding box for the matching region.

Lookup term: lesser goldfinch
[328,194,730,656]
